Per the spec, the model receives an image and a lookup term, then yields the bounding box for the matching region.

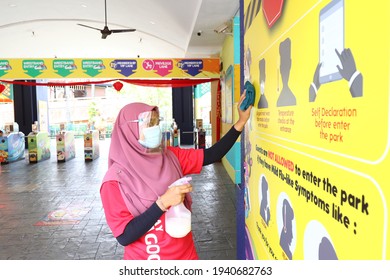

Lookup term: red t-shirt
[100,147,204,260]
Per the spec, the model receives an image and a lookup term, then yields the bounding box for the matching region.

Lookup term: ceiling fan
[77,0,136,39]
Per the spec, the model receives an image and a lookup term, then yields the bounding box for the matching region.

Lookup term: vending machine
[27,122,51,163]
[84,130,99,161]
[56,131,75,162]
[0,127,25,164]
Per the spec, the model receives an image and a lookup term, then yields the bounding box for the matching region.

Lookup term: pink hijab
[101,102,184,217]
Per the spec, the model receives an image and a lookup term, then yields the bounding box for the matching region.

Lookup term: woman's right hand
[159,183,193,209]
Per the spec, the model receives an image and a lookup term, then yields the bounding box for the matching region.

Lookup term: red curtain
[0,78,219,88]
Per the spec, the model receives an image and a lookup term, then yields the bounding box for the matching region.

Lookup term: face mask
[138,125,162,149]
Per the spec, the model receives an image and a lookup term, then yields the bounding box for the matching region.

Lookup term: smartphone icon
[319,0,344,84]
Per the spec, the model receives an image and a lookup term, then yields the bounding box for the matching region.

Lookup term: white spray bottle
[165,177,192,238]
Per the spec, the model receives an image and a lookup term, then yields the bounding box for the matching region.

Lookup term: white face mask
[138,125,162,149]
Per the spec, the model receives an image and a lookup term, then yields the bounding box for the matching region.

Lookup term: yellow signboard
[243,0,390,259]
[0,58,220,79]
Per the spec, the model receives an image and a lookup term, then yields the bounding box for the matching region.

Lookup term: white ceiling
[0,0,239,59]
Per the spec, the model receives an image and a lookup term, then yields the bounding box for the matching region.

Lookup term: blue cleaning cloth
[240,81,256,111]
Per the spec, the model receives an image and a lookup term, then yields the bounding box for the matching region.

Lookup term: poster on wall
[242,0,389,260]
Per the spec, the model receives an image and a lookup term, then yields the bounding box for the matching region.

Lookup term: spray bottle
[165,177,192,238]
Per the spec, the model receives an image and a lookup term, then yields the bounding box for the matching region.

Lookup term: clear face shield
[135,110,168,152]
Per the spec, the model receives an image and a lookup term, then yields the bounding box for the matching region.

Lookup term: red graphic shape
[0,84,5,93]
[113,81,123,91]
[262,0,284,28]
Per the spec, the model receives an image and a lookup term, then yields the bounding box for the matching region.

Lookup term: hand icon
[309,62,322,102]
[336,48,356,81]
[313,62,322,89]
[336,48,363,97]
[310,48,363,101]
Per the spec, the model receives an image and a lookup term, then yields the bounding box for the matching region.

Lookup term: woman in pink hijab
[101,93,251,260]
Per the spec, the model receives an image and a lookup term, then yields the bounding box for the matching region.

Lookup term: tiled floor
[0,138,237,260]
